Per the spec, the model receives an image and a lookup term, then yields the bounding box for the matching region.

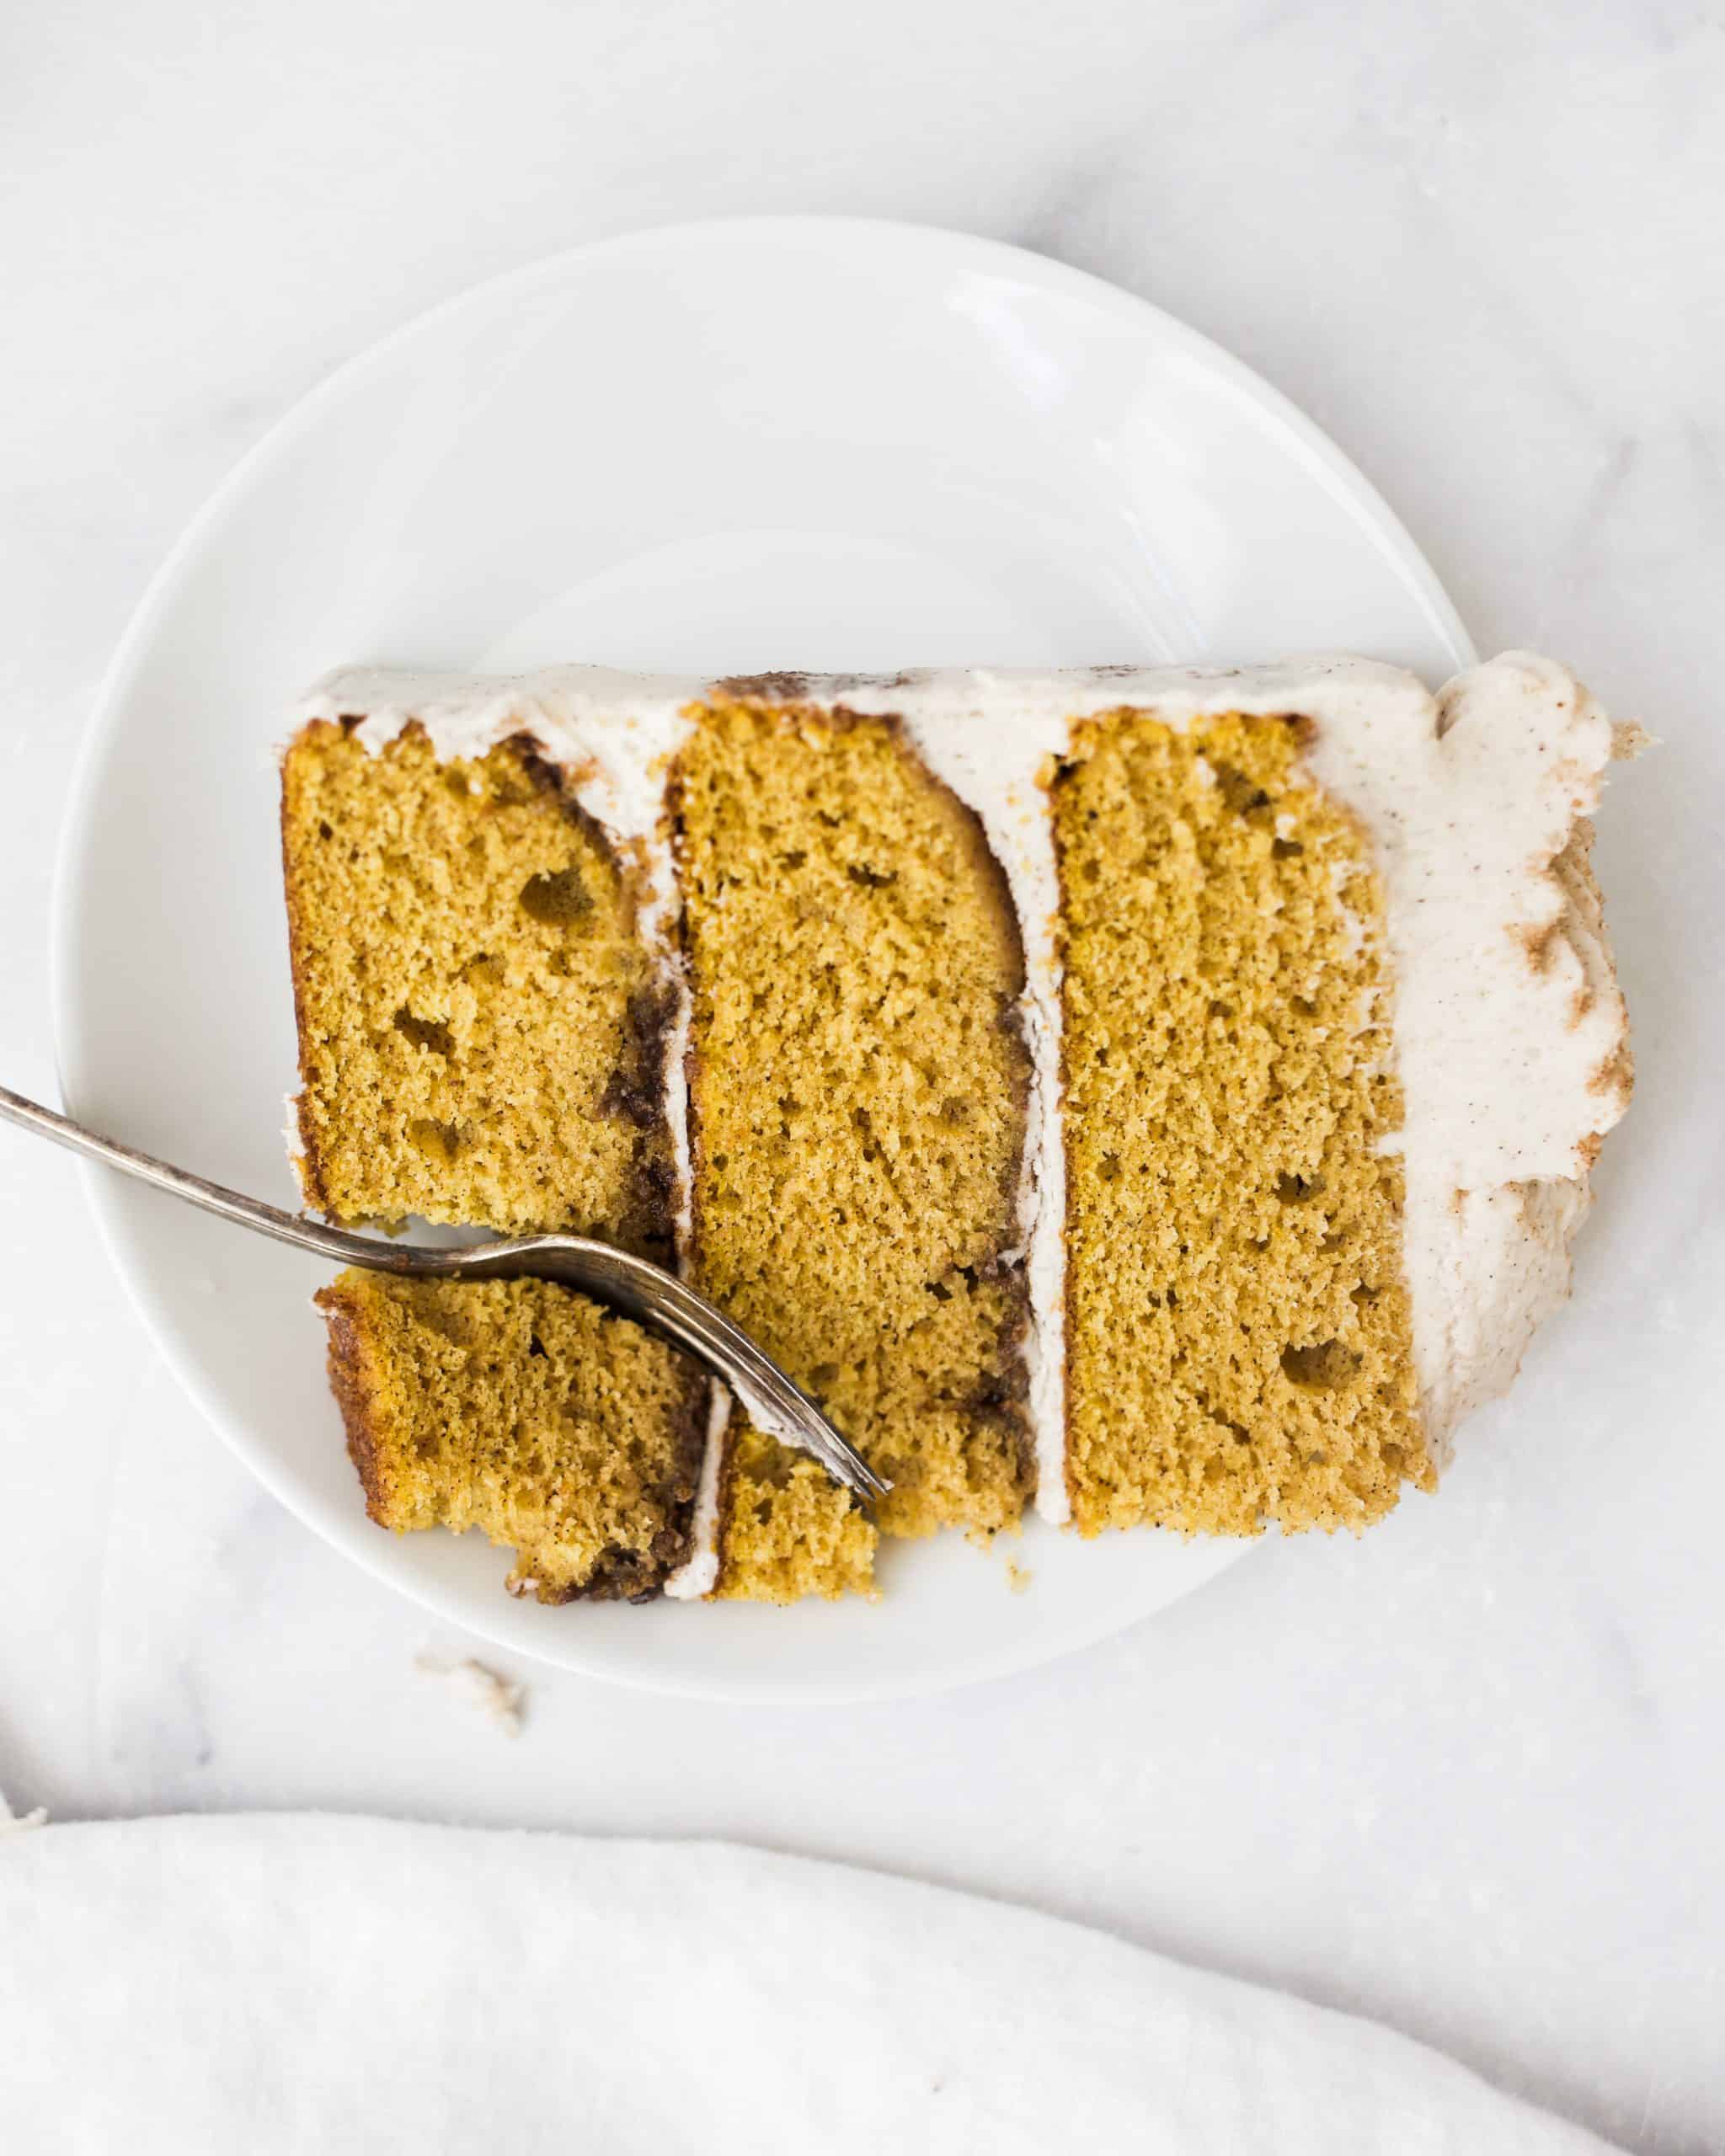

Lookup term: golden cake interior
[317,1272,707,1601]
[672,697,1034,1596]
[1053,710,1429,1535]
[283,723,673,1258]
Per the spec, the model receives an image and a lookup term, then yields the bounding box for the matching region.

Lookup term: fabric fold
[1,1809,1615,2154]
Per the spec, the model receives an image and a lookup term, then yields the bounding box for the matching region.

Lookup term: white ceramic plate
[55,218,1473,1704]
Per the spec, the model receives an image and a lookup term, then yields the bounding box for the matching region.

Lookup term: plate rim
[50,214,1475,1704]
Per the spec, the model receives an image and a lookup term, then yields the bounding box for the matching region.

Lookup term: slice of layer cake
[317,1273,708,1601]
[283,653,1633,1599]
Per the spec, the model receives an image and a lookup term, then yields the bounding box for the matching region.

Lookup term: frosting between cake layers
[664,1381,731,1601]
[294,652,1631,1546]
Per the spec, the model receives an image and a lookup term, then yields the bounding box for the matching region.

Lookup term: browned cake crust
[321,1287,393,1525]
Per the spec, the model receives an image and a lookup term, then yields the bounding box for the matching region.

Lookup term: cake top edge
[289,650,1618,751]
[292,652,1438,728]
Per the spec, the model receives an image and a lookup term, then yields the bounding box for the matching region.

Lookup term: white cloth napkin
[0,1808,1613,2154]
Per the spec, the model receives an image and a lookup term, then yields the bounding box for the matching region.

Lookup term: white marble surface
[2,4,1721,2150]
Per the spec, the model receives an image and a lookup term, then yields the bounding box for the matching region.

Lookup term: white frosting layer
[663,1383,730,1601]
[295,653,1630,1539]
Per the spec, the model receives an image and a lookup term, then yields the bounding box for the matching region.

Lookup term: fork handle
[0,1082,399,1271]
[2,1081,886,1500]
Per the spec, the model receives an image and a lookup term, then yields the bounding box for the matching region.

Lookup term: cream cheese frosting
[663,1382,730,1602]
[294,653,1631,1546]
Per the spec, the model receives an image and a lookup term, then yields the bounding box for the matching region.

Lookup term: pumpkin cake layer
[1054,710,1422,1534]
[317,1272,707,1602]
[672,696,1034,1577]
[283,723,674,1260]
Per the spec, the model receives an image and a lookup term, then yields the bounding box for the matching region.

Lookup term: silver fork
[0,1082,887,1501]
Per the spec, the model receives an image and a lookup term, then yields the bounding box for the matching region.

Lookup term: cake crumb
[1004,1559,1033,1595]
[0,1788,47,1835]
[415,1653,526,1736]
[1611,719,1655,760]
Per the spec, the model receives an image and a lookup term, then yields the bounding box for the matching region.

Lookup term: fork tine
[450,1235,889,1502]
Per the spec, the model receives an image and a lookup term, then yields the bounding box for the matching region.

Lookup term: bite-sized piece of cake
[316,1272,708,1601]
[282,723,675,1259]
[672,693,1034,1552]
[713,1424,879,1604]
